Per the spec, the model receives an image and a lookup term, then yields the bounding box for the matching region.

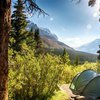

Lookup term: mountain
[76,39,100,54]
[27,22,74,50]
[27,23,58,41]
[40,31,74,50]
[39,28,58,41]
[27,22,97,63]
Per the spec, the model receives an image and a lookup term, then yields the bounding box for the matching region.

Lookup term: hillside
[27,22,97,63]
[41,36,73,50]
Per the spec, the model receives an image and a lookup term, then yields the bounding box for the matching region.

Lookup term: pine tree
[10,0,28,52]
[26,28,35,49]
[75,56,79,66]
[34,28,42,50]
[97,45,100,61]
[62,48,70,65]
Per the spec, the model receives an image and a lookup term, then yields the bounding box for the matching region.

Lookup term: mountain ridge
[27,22,74,50]
[27,22,97,63]
[76,39,100,54]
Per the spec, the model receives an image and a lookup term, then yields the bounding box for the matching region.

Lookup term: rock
[71,95,85,100]
[76,96,85,100]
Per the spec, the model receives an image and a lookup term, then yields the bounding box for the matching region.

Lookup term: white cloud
[59,37,84,48]
[50,17,54,21]
[58,36,97,48]
[64,38,84,48]
[93,12,98,17]
[87,24,92,30]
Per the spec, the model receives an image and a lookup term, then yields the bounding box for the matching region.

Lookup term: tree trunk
[0,0,11,100]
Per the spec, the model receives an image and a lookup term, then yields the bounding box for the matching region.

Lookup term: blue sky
[12,0,100,48]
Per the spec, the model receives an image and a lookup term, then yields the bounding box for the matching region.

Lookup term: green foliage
[34,28,43,54]
[9,0,35,52]
[97,45,100,61]
[10,0,27,51]
[8,49,68,100]
[74,56,79,66]
[9,46,98,100]
[61,48,70,65]
[26,28,35,49]
[96,61,100,73]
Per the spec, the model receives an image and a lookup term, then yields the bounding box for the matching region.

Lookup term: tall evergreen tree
[62,48,70,65]
[26,28,35,49]
[10,0,28,52]
[74,56,79,66]
[34,28,42,50]
[97,45,100,62]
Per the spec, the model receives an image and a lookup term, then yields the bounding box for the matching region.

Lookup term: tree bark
[0,0,11,100]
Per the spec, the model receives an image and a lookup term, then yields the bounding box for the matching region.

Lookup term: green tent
[70,69,100,99]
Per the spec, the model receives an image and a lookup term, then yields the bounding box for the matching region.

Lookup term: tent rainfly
[70,69,100,99]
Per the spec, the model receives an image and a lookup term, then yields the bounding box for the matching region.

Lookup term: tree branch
[72,0,96,6]
[23,0,49,16]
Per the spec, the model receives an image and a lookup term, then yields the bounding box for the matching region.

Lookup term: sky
[13,0,100,48]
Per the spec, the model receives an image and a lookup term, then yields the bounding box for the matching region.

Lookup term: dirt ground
[59,84,86,100]
[59,84,75,98]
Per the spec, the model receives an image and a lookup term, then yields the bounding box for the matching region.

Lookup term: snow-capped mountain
[27,22,58,41]
[76,39,100,54]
